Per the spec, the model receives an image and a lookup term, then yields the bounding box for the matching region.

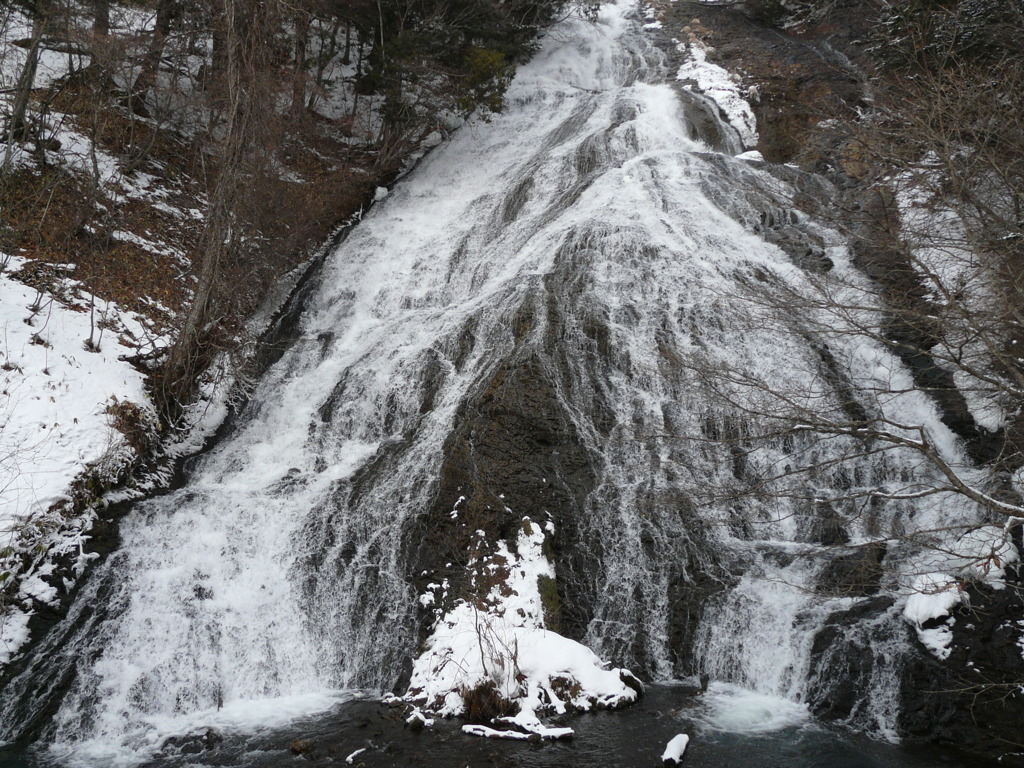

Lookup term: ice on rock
[676,39,757,148]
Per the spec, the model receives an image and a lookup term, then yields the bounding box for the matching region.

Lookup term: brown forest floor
[1,76,385,344]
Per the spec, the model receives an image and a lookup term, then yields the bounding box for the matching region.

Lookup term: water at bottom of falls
[0,686,996,768]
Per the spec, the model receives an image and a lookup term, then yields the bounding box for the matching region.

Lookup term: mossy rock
[537,573,562,634]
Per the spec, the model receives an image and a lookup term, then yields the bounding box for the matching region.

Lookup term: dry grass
[460,680,520,723]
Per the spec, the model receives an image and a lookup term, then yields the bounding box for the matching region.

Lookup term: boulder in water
[662,733,690,764]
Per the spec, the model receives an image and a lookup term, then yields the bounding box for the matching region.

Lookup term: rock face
[818,544,886,597]
[806,595,897,725]
[899,567,1024,766]
[407,266,725,679]
[409,346,721,670]
[807,578,1024,764]
[411,353,600,641]
[656,0,873,167]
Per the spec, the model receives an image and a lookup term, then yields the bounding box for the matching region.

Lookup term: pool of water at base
[0,686,1001,768]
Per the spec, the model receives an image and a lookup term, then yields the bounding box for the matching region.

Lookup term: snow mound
[661,733,689,764]
[903,573,966,660]
[405,518,640,738]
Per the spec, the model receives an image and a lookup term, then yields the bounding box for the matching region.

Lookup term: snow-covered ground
[0,253,161,663]
[0,258,155,520]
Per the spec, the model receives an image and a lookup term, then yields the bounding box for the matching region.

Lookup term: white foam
[43,690,357,768]
[694,683,811,734]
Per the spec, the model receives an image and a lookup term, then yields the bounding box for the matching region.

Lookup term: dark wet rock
[620,669,646,698]
[842,188,1008,464]
[160,728,223,756]
[802,500,851,546]
[674,87,743,154]
[899,568,1024,766]
[818,542,886,597]
[698,673,710,694]
[410,353,599,640]
[806,595,896,724]
[666,562,729,676]
[289,738,315,755]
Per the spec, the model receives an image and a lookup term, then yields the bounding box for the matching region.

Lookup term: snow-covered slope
[0,254,158,662]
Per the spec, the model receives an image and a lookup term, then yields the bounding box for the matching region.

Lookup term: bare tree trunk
[159,0,272,416]
[128,0,175,115]
[93,0,109,36]
[3,17,45,170]
[291,9,310,114]
[209,1,227,86]
[306,18,341,112]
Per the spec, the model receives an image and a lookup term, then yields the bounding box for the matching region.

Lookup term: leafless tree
[676,59,1023,573]
[3,0,48,169]
[157,0,282,414]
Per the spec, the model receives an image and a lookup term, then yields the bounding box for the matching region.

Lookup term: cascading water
[0,0,1001,764]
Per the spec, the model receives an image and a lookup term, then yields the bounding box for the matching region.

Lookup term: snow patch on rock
[661,733,690,764]
[405,518,639,738]
[903,573,966,660]
[903,526,1019,659]
[676,38,758,149]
